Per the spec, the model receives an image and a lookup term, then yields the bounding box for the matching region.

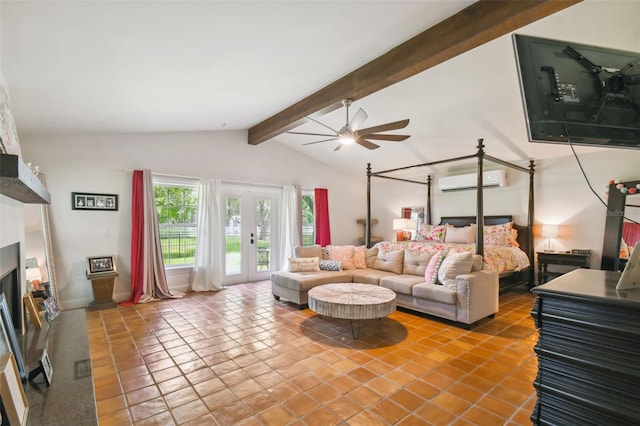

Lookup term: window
[153,176,199,267]
[301,191,315,246]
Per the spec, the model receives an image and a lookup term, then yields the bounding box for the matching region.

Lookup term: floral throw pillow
[417,224,447,242]
[484,222,512,246]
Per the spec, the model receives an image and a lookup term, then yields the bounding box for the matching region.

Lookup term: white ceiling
[2,1,639,176]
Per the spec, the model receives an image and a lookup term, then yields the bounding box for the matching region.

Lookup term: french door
[221,187,279,285]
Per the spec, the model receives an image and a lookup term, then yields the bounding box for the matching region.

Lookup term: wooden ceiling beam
[248,0,581,145]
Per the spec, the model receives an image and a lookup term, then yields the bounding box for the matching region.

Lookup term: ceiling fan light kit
[288,98,410,150]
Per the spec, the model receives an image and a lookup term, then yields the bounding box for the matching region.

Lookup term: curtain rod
[120,169,288,189]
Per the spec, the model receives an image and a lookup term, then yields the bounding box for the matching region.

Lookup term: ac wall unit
[438,169,507,192]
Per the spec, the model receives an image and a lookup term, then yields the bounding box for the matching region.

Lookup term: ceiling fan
[287,99,410,151]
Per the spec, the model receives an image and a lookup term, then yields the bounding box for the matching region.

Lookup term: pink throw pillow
[326,245,355,270]
[353,246,367,269]
[424,250,445,285]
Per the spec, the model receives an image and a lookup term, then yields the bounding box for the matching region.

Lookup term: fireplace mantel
[0,154,50,204]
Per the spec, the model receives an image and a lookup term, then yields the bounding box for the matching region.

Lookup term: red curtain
[120,170,144,306]
[314,188,331,246]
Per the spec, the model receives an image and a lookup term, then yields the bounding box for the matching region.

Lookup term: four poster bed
[365,139,536,292]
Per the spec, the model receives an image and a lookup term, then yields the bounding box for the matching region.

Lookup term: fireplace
[0,242,22,331]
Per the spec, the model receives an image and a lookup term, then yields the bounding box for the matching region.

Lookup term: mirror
[24,174,60,310]
[401,206,425,228]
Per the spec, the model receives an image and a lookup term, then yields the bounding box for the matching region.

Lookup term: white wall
[19,131,367,308]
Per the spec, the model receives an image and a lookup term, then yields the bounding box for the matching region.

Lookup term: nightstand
[537,251,591,284]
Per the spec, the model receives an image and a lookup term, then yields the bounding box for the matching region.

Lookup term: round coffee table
[308,283,396,338]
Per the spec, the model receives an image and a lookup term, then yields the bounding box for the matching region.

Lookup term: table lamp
[393,218,417,241]
[541,224,559,252]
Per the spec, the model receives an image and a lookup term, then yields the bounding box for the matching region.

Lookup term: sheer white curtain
[279,185,301,270]
[191,179,224,291]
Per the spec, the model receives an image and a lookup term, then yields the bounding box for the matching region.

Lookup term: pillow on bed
[444,224,476,244]
[289,257,320,272]
[416,224,447,242]
[508,228,520,247]
[483,222,512,246]
[437,251,473,289]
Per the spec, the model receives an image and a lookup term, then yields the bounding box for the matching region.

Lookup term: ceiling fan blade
[302,137,339,146]
[355,138,380,150]
[360,134,410,141]
[357,119,410,136]
[348,108,368,131]
[304,115,340,134]
[287,131,337,138]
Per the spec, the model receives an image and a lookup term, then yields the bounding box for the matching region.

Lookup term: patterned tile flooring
[87,281,538,425]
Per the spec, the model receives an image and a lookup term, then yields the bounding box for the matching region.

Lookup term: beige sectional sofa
[271,244,499,328]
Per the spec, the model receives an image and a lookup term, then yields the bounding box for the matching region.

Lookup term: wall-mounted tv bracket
[563,45,640,123]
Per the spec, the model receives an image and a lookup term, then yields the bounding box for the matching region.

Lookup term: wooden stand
[86,271,118,310]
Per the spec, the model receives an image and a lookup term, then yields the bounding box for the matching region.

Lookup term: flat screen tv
[513,34,640,149]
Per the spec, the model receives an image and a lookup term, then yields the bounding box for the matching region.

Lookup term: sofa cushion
[437,252,473,289]
[373,249,404,274]
[295,245,323,258]
[271,270,353,292]
[350,268,396,285]
[365,247,379,268]
[380,275,425,295]
[326,245,356,270]
[403,250,435,276]
[289,257,320,272]
[412,282,457,304]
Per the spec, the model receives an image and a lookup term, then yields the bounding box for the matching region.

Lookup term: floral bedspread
[375,241,530,274]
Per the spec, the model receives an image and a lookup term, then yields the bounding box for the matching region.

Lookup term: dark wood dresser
[531,269,640,425]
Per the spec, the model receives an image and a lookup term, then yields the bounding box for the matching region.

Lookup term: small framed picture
[72,192,118,211]
[87,256,115,274]
[28,348,53,387]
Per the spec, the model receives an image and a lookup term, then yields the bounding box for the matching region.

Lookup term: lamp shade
[541,224,559,238]
[393,218,409,231]
[25,267,42,282]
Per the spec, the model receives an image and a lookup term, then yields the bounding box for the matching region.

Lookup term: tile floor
[87,281,539,425]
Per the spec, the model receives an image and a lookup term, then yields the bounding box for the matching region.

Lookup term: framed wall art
[87,255,115,275]
[0,294,26,383]
[71,192,118,211]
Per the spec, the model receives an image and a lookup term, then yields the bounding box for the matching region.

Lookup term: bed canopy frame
[365,139,536,288]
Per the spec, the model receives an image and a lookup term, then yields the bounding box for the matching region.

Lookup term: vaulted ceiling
[2,1,639,176]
